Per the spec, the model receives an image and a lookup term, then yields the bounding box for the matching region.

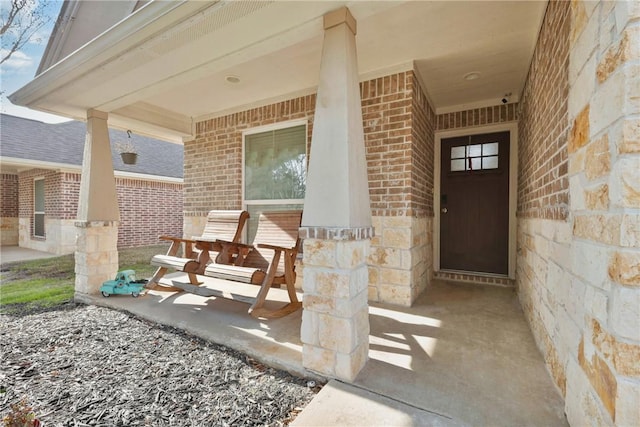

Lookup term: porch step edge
[434,270,514,287]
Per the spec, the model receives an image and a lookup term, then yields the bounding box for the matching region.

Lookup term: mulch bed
[0,304,319,426]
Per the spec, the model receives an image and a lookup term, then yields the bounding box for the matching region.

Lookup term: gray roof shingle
[0,114,183,179]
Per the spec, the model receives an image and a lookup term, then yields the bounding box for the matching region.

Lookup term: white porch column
[74,109,120,301]
[300,7,373,381]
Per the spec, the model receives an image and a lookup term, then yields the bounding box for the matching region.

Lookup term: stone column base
[74,221,119,302]
[301,232,371,381]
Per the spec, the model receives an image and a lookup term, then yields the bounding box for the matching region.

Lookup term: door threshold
[435,270,514,287]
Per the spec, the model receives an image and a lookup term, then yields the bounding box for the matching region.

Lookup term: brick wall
[115,178,183,248]
[516,0,571,398]
[1,173,19,245]
[188,71,435,219]
[15,169,183,251]
[411,74,436,217]
[59,172,81,220]
[18,169,49,219]
[188,70,437,305]
[517,0,570,221]
[364,71,418,216]
[437,103,518,131]
[187,96,316,215]
[516,0,571,395]
[1,174,18,217]
[366,71,435,304]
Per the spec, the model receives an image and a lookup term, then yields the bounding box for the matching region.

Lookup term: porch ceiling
[10,0,547,143]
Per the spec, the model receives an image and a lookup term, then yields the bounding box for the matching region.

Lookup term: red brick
[189,71,435,219]
[516,0,570,220]
[17,170,182,247]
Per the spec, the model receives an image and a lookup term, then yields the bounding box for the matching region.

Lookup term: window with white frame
[34,178,45,238]
[243,122,306,242]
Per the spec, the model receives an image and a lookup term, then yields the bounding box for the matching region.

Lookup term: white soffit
[11,0,547,141]
[145,0,546,120]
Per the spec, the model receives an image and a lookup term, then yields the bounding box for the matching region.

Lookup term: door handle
[441,208,448,213]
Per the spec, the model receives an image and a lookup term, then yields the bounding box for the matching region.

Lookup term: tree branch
[0,0,51,66]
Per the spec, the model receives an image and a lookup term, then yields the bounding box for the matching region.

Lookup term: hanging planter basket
[118,130,138,164]
[121,152,137,165]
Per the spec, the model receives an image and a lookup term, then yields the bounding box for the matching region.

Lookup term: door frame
[434,122,518,279]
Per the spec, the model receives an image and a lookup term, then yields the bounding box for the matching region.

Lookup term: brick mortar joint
[74,220,120,228]
[299,226,375,241]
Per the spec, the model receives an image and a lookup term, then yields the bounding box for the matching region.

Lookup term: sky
[0,0,68,123]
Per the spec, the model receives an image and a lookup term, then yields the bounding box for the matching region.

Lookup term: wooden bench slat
[204,264,256,283]
[162,210,303,318]
[151,254,191,270]
[148,210,249,287]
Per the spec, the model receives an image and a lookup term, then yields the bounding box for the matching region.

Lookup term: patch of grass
[1,279,74,306]
[0,244,169,314]
[118,245,168,279]
[5,254,75,281]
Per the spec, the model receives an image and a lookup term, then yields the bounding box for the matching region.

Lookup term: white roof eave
[8,1,209,113]
[0,156,183,184]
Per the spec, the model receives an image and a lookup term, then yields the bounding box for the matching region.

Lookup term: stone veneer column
[564,1,640,425]
[74,221,119,301]
[300,231,372,381]
[74,109,120,301]
[300,7,373,381]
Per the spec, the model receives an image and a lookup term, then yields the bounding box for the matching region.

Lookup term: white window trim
[242,118,308,137]
[33,177,45,238]
[241,118,308,210]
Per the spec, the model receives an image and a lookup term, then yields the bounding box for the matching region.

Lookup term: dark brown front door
[440,131,510,275]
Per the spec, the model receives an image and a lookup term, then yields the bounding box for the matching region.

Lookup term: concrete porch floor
[90,274,567,426]
[0,246,59,264]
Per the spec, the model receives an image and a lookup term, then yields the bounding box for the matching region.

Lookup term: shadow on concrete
[89,275,567,426]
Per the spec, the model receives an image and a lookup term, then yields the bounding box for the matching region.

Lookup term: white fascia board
[36,1,82,75]
[0,157,182,184]
[113,171,183,184]
[0,157,80,173]
[9,1,209,108]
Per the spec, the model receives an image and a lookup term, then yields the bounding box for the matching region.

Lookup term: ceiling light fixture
[463,72,481,81]
[225,75,241,84]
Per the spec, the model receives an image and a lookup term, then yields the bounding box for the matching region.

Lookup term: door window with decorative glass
[244,123,306,242]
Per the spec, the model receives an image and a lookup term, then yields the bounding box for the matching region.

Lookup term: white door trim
[434,122,518,279]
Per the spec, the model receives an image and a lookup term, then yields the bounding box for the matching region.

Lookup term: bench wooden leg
[147,266,168,289]
[250,302,302,319]
[284,263,299,304]
[187,273,200,285]
[248,251,302,319]
[147,267,202,292]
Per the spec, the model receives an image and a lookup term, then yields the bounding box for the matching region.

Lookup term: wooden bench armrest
[157,235,199,257]
[192,240,221,251]
[218,240,253,265]
[193,239,251,265]
[192,239,249,250]
[192,235,215,242]
[213,239,252,249]
[159,235,196,244]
